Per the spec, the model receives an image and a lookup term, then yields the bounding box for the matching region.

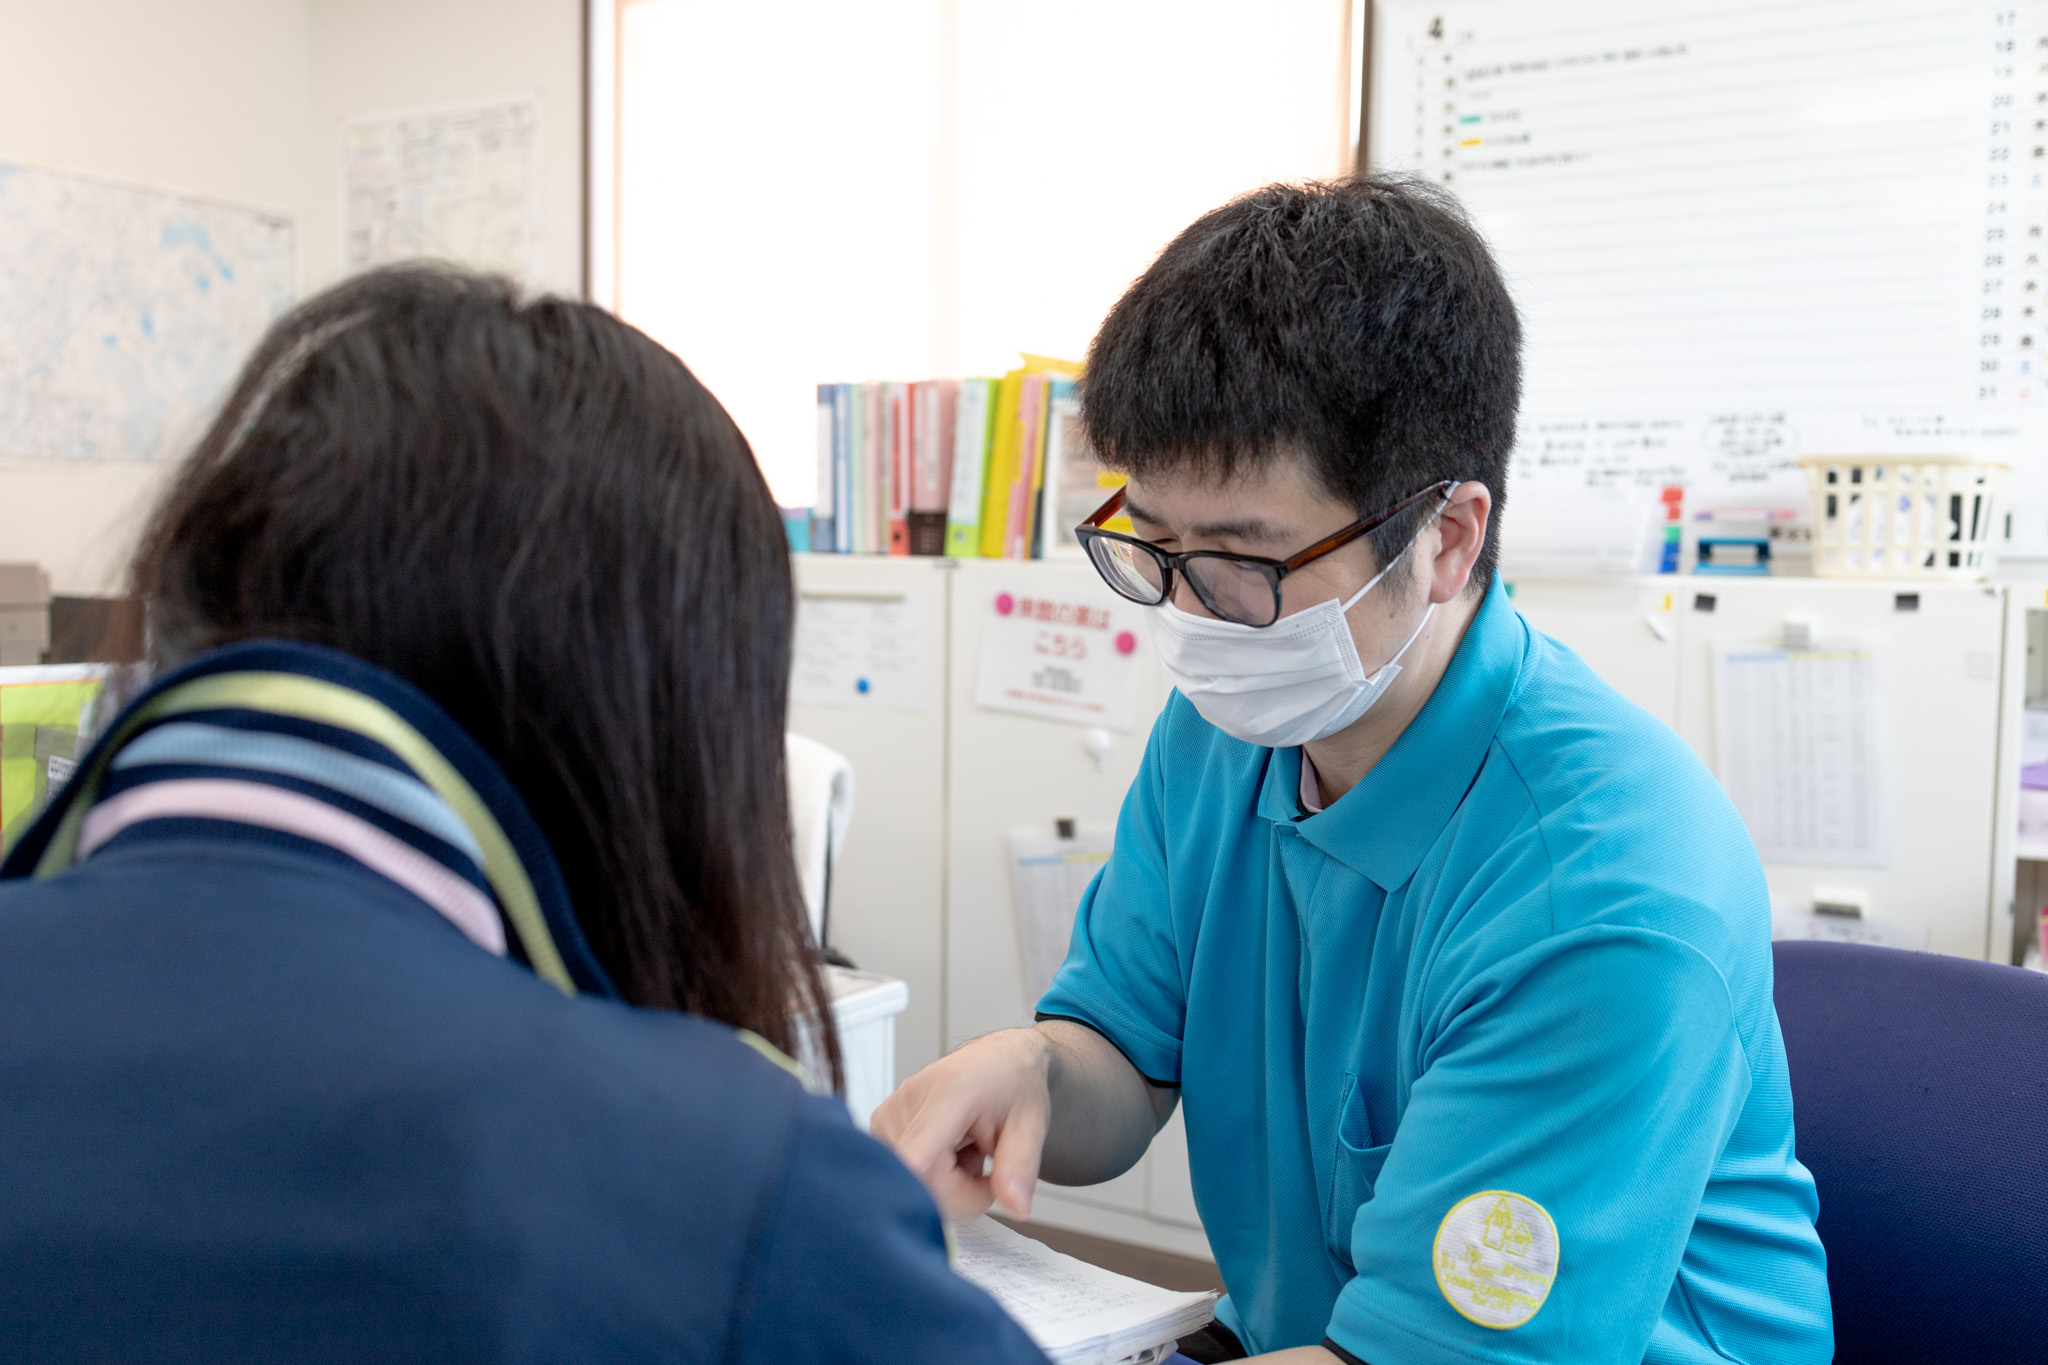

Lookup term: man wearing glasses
[873,177,1831,1365]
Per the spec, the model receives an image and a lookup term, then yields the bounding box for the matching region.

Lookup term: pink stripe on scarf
[79,779,506,956]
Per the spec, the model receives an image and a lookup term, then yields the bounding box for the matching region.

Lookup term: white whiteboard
[0,163,295,463]
[1369,0,2048,561]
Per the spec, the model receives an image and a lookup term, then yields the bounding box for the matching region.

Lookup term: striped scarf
[0,639,617,1000]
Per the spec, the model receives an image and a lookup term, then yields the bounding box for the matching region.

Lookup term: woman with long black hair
[0,265,1045,1364]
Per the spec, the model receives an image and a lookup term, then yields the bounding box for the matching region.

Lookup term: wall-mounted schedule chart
[1369,0,2048,564]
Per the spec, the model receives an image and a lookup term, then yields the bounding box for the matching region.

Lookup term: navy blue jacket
[0,831,1046,1363]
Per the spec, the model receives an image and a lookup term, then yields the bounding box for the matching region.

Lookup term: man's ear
[1429,481,1492,603]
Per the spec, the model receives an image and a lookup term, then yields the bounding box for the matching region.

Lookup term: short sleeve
[1326,927,1751,1365]
[1034,711,1188,1085]
[726,1093,1049,1365]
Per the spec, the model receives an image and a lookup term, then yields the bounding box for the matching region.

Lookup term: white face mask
[1149,539,1437,749]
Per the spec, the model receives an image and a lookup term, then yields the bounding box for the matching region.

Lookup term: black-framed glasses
[1073,480,1455,628]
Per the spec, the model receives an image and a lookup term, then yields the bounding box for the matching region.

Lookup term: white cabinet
[1515,575,2008,961]
[791,554,1208,1258]
[1997,586,2048,968]
[788,556,951,1083]
[943,559,1172,1046]
[795,559,2024,1260]
[943,559,1204,1250]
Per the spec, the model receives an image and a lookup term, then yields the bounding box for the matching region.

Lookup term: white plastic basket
[1798,454,2010,579]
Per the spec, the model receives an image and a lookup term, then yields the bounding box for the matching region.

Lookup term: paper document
[1715,646,1887,867]
[1772,911,1926,952]
[974,586,1144,730]
[344,98,542,286]
[1007,827,1113,1004]
[949,1217,1217,1365]
[791,588,930,712]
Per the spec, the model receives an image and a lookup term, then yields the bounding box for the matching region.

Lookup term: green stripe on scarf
[36,672,576,995]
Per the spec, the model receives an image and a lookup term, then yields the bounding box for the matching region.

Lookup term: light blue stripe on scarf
[111,722,485,866]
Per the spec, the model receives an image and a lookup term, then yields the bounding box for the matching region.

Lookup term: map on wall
[343,97,542,287]
[0,162,296,463]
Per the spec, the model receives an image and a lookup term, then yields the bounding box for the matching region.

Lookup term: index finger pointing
[988,1100,1046,1219]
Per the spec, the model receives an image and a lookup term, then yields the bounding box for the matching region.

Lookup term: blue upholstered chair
[1772,939,2048,1364]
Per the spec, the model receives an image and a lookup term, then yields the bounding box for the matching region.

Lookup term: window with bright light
[607,0,1356,506]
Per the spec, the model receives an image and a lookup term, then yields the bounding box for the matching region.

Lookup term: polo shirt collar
[1257,576,1529,890]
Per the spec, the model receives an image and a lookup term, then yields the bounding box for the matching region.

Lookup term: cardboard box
[0,564,51,609]
[0,566,52,666]
[0,608,49,665]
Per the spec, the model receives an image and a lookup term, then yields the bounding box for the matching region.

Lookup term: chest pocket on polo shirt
[1323,1072,1393,1268]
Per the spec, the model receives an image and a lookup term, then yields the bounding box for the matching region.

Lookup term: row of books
[807,356,1132,559]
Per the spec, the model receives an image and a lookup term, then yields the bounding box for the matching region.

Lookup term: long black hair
[133,264,839,1085]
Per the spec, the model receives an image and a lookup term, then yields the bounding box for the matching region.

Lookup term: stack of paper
[950,1217,1218,1365]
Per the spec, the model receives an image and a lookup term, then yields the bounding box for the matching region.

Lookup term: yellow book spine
[1018,353,1084,377]
[978,368,1026,559]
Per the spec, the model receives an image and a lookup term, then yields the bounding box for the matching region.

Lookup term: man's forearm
[1034,1019,1178,1186]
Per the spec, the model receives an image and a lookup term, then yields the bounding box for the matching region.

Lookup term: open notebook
[950,1217,1219,1365]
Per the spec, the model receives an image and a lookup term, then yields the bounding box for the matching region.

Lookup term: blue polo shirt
[1037,579,1832,1364]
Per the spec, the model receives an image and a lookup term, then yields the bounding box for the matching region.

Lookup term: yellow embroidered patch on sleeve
[1432,1190,1559,1329]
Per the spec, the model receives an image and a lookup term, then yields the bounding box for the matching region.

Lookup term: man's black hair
[1081,174,1521,588]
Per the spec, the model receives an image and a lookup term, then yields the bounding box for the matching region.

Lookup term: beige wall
[0,0,312,594]
[0,0,586,595]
